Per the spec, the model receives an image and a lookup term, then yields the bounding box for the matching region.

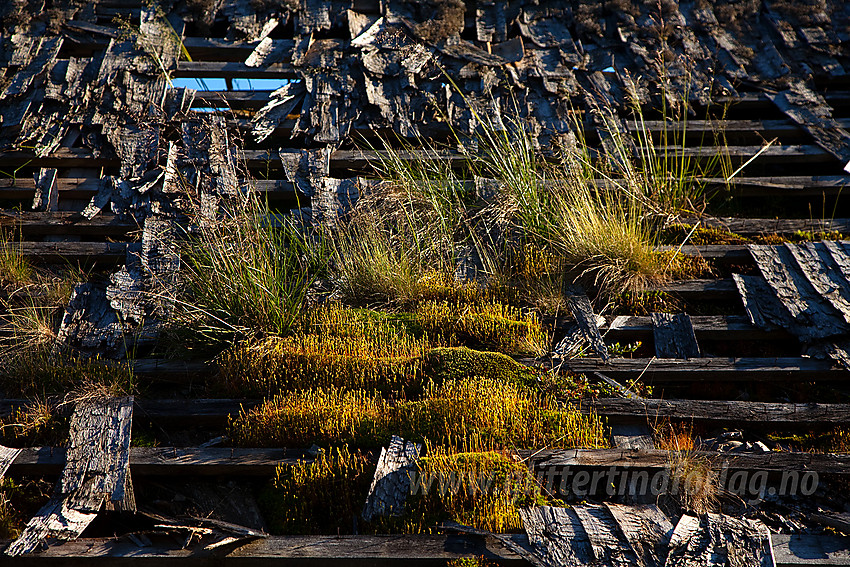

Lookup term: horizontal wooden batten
[0,144,841,172]
[174,61,297,80]
[0,534,844,566]
[0,212,140,236]
[603,315,787,341]
[555,357,846,382]
[656,278,738,301]
[525,447,850,475]
[6,446,849,477]
[8,447,302,476]
[574,398,850,428]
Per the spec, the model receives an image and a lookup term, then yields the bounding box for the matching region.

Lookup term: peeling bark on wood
[749,244,850,339]
[362,435,420,523]
[651,313,701,359]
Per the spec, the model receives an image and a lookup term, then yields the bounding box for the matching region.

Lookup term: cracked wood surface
[6,397,133,556]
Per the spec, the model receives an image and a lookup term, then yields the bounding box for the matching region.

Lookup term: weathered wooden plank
[525,448,850,475]
[651,313,701,359]
[362,436,420,523]
[610,424,655,451]
[0,533,842,565]
[564,288,608,360]
[606,315,787,341]
[519,506,594,566]
[667,513,774,567]
[6,397,134,556]
[574,398,850,428]
[8,448,303,477]
[657,278,738,301]
[767,79,850,172]
[0,212,138,236]
[571,504,638,567]
[679,217,850,236]
[604,503,672,567]
[558,357,846,382]
[61,397,134,510]
[6,242,126,263]
[785,242,850,324]
[173,61,297,79]
[749,244,850,340]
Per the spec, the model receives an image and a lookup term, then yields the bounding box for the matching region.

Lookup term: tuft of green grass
[228,378,608,450]
[0,244,33,287]
[175,200,320,347]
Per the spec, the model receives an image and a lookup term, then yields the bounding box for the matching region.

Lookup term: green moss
[416,300,547,356]
[423,347,541,387]
[228,378,609,450]
[262,447,547,536]
[263,446,373,535]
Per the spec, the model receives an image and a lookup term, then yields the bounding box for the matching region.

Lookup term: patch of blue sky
[170,77,293,91]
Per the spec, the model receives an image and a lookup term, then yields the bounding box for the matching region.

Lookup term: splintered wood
[6,397,133,556]
[667,513,775,567]
[737,242,850,367]
[521,505,774,567]
[362,435,420,523]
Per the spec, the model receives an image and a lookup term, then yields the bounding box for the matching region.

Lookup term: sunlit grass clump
[228,378,608,449]
[264,445,373,535]
[218,302,430,396]
[415,300,547,356]
[262,446,546,535]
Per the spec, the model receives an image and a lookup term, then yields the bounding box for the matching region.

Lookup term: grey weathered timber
[657,278,738,301]
[651,313,701,359]
[520,506,594,566]
[768,79,850,172]
[362,435,420,523]
[606,315,786,341]
[604,503,672,567]
[557,357,845,382]
[6,397,134,556]
[8,242,127,263]
[680,216,850,236]
[610,424,655,451]
[8,447,303,477]
[573,398,850,428]
[524,448,850,476]
[748,244,850,340]
[0,533,843,565]
[667,513,774,567]
[733,274,799,335]
[60,397,134,511]
[571,504,639,567]
[785,242,850,324]
[564,288,609,360]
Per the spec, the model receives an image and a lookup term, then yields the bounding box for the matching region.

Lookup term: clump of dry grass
[228,378,608,450]
[415,299,547,356]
